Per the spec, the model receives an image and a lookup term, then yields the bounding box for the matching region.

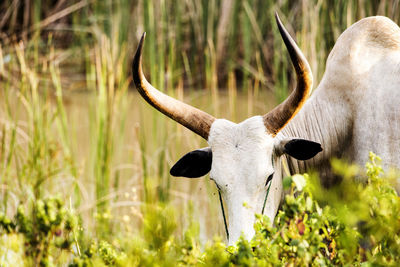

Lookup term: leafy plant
[0,197,79,266]
[1,153,400,266]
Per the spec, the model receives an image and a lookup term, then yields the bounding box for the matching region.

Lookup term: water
[1,86,278,242]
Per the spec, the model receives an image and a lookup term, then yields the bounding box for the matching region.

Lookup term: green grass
[2,1,400,94]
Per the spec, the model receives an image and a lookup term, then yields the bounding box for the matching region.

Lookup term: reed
[1,0,400,242]
[2,0,399,92]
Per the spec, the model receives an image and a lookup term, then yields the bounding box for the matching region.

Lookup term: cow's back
[323,16,400,169]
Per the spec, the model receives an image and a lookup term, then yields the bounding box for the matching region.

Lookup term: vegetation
[2,1,400,96]
[1,153,400,266]
[1,0,400,266]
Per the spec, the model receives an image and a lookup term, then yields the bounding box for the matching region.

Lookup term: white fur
[208,116,281,245]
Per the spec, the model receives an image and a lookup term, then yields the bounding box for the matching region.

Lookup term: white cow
[132,13,400,245]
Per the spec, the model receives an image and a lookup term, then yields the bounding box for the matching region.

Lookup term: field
[1,0,400,266]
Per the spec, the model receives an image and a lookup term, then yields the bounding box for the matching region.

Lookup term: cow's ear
[276,138,322,160]
[170,147,212,178]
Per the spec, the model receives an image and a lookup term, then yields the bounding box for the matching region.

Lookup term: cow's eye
[266,173,274,186]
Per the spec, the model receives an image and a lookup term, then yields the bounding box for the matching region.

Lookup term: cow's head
[132,13,322,245]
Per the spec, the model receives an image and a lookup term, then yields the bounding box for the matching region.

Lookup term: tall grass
[1,0,400,244]
[2,1,400,95]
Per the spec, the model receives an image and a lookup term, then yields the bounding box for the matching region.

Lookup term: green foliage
[4,153,399,266]
[0,197,79,266]
[142,204,177,250]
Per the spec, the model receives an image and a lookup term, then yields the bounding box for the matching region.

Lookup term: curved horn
[263,13,313,136]
[132,33,216,140]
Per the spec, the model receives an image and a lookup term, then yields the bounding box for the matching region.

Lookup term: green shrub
[0,197,79,266]
[1,153,400,266]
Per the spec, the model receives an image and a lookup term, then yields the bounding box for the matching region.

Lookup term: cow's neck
[276,88,353,186]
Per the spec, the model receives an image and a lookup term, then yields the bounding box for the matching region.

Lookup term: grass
[2,1,400,93]
[0,0,400,265]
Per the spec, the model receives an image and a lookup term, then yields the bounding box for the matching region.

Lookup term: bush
[0,197,79,266]
[1,153,400,266]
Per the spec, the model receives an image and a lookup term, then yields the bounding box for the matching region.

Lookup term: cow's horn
[132,33,216,140]
[263,13,313,136]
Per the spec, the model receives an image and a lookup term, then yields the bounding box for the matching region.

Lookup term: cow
[132,13,400,245]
